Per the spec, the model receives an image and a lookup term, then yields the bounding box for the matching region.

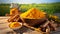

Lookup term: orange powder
[20,8,46,19]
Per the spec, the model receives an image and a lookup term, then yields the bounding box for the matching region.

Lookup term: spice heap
[9,22,21,28]
[20,8,46,19]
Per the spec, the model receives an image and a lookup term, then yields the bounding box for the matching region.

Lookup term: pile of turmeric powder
[9,22,21,28]
[20,8,46,19]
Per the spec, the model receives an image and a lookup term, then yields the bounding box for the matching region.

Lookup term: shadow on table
[13,26,32,34]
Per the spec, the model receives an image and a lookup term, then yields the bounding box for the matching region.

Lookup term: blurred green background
[0,2,60,16]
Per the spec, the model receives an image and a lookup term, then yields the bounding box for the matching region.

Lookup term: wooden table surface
[0,16,43,34]
[0,16,13,34]
[0,16,60,34]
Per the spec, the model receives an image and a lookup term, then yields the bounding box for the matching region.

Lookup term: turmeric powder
[20,8,46,19]
[9,22,21,28]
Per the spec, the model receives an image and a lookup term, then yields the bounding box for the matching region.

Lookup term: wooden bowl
[9,22,22,30]
[23,18,47,26]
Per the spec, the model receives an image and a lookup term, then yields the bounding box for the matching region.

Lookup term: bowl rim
[22,18,46,19]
